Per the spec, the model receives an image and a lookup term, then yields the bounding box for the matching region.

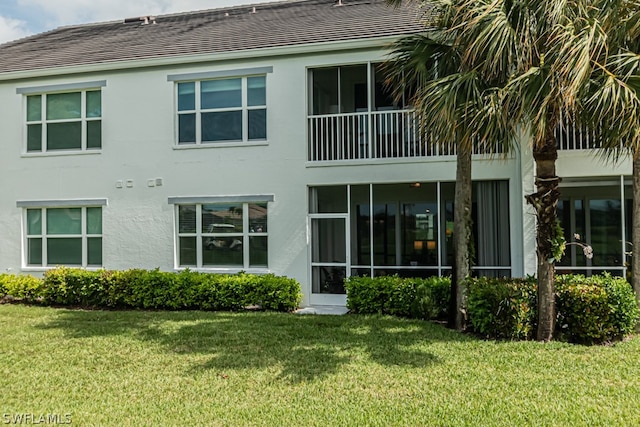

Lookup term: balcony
[308,110,456,162]
[307,109,516,162]
[308,111,604,162]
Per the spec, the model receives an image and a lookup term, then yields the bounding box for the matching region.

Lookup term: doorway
[309,214,349,306]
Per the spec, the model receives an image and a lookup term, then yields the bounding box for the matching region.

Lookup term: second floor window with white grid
[176,76,266,145]
[26,90,102,152]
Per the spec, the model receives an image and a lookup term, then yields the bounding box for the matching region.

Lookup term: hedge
[465,274,639,344]
[556,274,640,344]
[0,274,43,302]
[466,277,537,340]
[345,273,638,344]
[344,275,451,320]
[0,267,301,312]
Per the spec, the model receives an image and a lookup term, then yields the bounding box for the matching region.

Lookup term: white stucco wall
[4,41,626,304]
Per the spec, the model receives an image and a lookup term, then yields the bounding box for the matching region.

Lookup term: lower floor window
[25,206,102,267]
[556,179,632,276]
[176,202,268,268]
[309,181,512,294]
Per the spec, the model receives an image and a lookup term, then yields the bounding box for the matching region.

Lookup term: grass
[1,305,639,426]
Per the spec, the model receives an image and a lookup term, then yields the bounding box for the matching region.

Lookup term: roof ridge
[0,0,431,75]
[50,0,340,32]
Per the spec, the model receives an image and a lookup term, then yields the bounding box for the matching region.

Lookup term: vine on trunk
[525,175,562,262]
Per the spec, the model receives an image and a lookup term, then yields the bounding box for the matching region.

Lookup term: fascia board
[0,35,411,82]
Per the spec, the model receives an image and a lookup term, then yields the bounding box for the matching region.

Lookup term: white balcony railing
[555,122,599,151]
[307,110,456,162]
[308,110,595,162]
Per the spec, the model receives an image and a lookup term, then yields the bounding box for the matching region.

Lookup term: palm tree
[384,33,513,331]
[584,38,640,306]
[387,0,640,340]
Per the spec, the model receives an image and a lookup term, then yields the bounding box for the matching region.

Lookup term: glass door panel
[589,199,623,267]
[310,216,348,296]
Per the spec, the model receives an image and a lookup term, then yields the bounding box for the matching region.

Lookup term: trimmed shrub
[345,275,415,317]
[242,273,302,312]
[345,275,451,319]
[556,274,639,344]
[114,269,187,310]
[38,267,301,312]
[42,267,108,306]
[466,277,537,340]
[0,274,44,302]
[411,277,451,320]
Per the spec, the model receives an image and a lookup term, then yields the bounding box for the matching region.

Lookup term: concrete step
[294,305,349,315]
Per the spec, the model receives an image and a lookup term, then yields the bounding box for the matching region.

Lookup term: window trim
[21,204,104,270]
[173,73,268,146]
[22,85,104,154]
[17,198,108,208]
[173,200,270,272]
[16,80,107,95]
[168,195,274,205]
[167,67,273,82]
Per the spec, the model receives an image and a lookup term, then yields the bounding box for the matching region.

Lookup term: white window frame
[18,199,106,270]
[169,67,271,147]
[18,81,105,155]
[170,196,272,272]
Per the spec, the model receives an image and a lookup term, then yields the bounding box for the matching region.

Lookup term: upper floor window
[309,63,411,116]
[19,201,105,268]
[24,88,102,153]
[307,64,419,161]
[176,76,267,145]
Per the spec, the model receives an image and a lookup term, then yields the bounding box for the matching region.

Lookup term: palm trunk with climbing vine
[525,131,561,342]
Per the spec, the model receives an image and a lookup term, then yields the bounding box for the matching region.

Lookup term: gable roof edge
[0,35,413,83]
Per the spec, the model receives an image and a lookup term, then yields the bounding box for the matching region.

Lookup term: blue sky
[0,0,274,44]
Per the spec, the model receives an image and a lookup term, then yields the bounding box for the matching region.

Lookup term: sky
[0,0,275,44]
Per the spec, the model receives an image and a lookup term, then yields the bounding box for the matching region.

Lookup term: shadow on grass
[37,309,473,382]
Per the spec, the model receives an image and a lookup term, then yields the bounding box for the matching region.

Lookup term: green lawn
[1,305,639,426]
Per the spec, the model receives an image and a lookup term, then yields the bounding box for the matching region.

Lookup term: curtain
[476,181,511,269]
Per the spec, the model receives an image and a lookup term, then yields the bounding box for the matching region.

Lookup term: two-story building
[0,0,632,307]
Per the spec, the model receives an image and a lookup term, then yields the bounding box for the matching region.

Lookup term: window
[309,63,408,115]
[176,202,268,269]
[176,76,266,144]
[25,89,102,152]
[556,181,629,276]
[307,181,512,293]
[307,64,418,161]
[24,206,103,267]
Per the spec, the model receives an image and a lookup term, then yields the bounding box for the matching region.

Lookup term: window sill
[174,267,270,275]
[22,150,102,158]
[173,141,268,150]
[21,266,103,273]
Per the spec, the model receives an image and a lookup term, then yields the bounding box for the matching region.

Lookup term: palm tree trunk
[526,134,561,342]
[632,151,640,308]
[452,146,472,330]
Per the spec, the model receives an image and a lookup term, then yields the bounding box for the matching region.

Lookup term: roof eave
[0,34,419,82]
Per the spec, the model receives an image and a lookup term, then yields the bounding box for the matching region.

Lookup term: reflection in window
[312,181,512,281]
[556,184,628,276]
[590,199,622,267]
[26,90,102,152]
[177,202,268,269]
[25,206,102,267]
[177,75,267,145]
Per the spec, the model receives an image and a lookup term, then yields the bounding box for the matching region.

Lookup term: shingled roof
[0,0,433,75]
